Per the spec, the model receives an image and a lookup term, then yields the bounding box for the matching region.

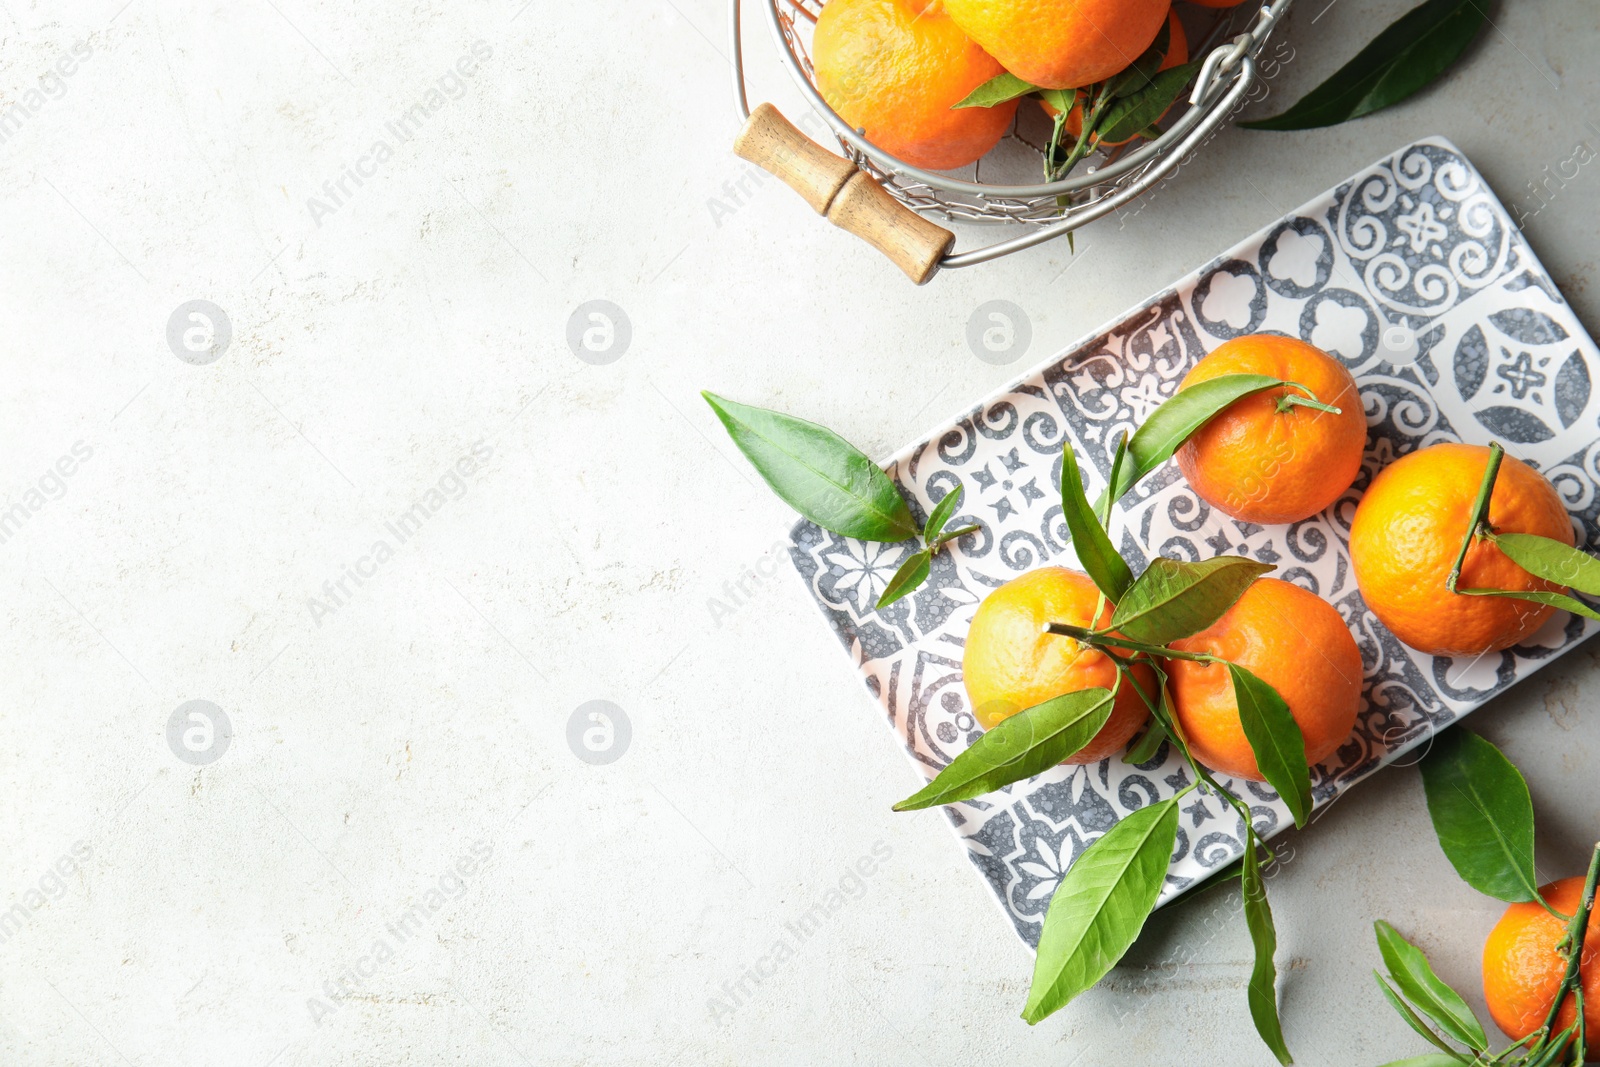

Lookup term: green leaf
[1096,60,1204,146]
[1038,87,1077,113]
[1110,556,1275,645]
[1374,1056,1471,1067]
[1374,920,1488,1052]
[1454,586,1600,622]
[1022,797,1180,1023]
[875,550,930,611]
[1490,532,1600,596]
[1098,433,1128,527]
[702,392,917,542]
[923,484,964,544]
[1060,441,1134,601]
[1229,663,1313,828]
[1373,973,1470,1062]
[1243,842,1292,1065]
[1418,729,1539,903]
[1100,374,1288,507]
[893,688,1116,811]
[953,71,1039,109]
[1239,0,1486,131]
[1105,19,1171,99]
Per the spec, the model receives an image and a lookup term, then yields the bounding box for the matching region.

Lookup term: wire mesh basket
[730,0,1294,282]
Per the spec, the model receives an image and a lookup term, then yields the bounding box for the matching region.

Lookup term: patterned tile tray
[788,138,1600,947]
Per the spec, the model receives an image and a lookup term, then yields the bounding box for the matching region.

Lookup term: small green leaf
[1037,87,1077,114]
[1374,921,1487,1052]
[1240,0,1486,131]
[1455,586,1600,622]
[1099,433,1128,527]
[1230,663,1313,828]
[1123,719,1168,765]
[1022,798,1180,1023]
[1374,1056,1471,1067]
[702,392,916,542]
[1060,441,1134,601]
[875,550,931,611]
[893,688,1116,811]
[1373,973,1470,1062]
[1490,532,1600,596]
[1243,842,1292,1065]
[1418,729,1539,903]
[1100,374,1288,507]
[923,484,964,544]
[1096,60,1203,145]
[954,71,1039,109]
[1110,556,1275,645]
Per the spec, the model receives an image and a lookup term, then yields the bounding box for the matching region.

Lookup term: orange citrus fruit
[1483,876,1600,1054]
[813,0,1018,171]
[941,0,1171,90]
[1041,11,1188,147]
[963,567,1152,764]
[1350,443,1574,656]
[1175,335,1367,525]
[1167,577,1362,781]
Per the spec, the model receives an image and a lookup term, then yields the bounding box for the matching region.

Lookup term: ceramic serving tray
[787,137,1600,948]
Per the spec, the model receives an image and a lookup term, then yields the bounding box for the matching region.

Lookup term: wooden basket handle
[733,103,955,285]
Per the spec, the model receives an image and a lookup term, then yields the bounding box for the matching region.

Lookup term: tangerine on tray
[1175,334,1368,525]
[1482,876,1600,1055]
[813,0,1017,171]
[1349,442,1575,656]
[963,567,1152,764]
[941,0,1172,90]
[1167,576,1362,781]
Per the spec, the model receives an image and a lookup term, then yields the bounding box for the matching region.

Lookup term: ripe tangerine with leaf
[1039,10,1188,147]
[962,567,1152,763]
[1482,876,1600,1053]
[1349,442,1574,656]
[1175,334,1368,525]
[1167,576,1362,781]
[813,0,1018,171]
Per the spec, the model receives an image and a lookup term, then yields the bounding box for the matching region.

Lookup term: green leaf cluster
[701,392,980,611]
[1368,729,1600,1065]
[954,20,1201,183]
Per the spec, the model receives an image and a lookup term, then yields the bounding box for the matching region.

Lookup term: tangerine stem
[1273,379,1343,416]
[1042,622,1220,664]
[1531,842,1600,1059]
[1447,442,1506,594]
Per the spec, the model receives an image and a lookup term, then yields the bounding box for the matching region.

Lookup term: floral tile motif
[786,138,1600,948]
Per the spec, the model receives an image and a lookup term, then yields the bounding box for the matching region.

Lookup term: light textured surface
[0,1,1595,1065]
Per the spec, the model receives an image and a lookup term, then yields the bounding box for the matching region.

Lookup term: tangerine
[1349,443,1574,656]
[1175,334,1367,525]
[1041,11,1188,147]
[963,567,1152,764]
[1483,876,1600,1055]
[813,0,1017,170]
[1167,576,1362,781]
[941,0,1171,90]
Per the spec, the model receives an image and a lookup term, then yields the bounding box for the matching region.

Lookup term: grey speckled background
[0,1,1595,1064]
